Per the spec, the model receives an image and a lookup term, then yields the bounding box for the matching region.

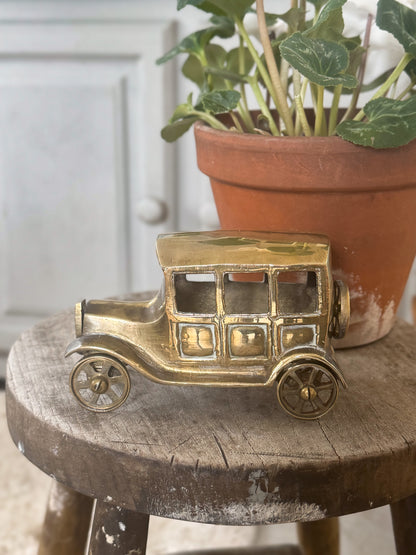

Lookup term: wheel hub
[300,385,317,401]
[90,375,109,394]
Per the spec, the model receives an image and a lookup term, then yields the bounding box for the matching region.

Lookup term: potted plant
[157,0,416,347]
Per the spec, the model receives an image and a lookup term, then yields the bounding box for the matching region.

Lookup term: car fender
[65,334,146,374]
[269,348,347,388]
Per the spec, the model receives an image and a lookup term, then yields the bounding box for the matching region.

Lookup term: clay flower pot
[194,120,416,348]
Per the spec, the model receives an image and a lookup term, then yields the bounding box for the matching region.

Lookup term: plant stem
[230,111,244,132]
[238,36,255,132]
[396,80,416,100]
[340,14,373,124]
[224,76,254,132]
[190,111,229,131]
[236,21,277,106]
[354,52,414,121]
[329,84,342,135]
[199,50,213,90]
[239,101,256,132]
[280,58,290,97]
[293,70,311,136]
[255,0,295,135]
[299,0,306,30]
[249,76,280,135]
[314,85,325,136]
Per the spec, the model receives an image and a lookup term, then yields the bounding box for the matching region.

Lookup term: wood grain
[390,493,416,555]
[297,517,339,555]
[5,294,416,525]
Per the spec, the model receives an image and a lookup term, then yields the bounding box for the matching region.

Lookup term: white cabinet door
[0,13,177,356]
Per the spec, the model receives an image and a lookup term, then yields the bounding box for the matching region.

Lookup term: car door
[221,270,272,362]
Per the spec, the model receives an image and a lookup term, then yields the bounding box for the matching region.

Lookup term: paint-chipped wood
[88,501,149,554]
[38,481,93,555]
[5,297,416,525]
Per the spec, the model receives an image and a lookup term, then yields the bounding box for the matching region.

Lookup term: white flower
[242,12,288,41]
[343,0,415,84]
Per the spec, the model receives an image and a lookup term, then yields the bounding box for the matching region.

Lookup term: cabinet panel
[0,20,176,351]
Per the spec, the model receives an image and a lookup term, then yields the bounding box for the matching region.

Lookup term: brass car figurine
[66,231,349,420]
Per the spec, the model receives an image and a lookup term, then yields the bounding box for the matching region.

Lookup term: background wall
[0,0,415,377]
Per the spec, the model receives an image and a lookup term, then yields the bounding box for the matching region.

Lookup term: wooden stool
[6,305,416,554]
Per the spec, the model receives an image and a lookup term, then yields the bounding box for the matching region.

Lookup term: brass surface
[66,231,349,419]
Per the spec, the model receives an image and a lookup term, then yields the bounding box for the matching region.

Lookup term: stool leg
[296,517,339,555]
[390,494,416,554]
[38,481,94,555]
[88,500,149,554]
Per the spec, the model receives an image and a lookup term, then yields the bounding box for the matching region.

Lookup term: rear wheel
[70,354,130,412]
[277,362,339,420]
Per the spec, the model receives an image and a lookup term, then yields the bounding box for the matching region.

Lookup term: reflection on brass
[300,386,317,401]
[181,325,214,357]
[230,326,265,357]
[281,325,316,350]
[66,230,350,419]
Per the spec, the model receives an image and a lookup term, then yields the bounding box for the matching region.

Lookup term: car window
[277,271,318,314]
[224,272,269,314]
[174,273,216,314]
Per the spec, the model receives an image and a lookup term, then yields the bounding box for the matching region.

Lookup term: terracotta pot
[194,120,416,347]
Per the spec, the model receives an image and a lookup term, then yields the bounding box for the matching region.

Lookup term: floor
[0,391,397,554]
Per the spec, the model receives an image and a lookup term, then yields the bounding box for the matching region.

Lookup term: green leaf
[177,0,226,15]
[161,117,198,142]
[179,0,254,19]
[306,0,327,13]
[182,54,205,88]
[405,58,416,81]
[156,31,206,64]
[280,32,358,88]
[199,89,241,113]
[361,68,394,92]
[169,99,195,123]
[346,43,365,76]
[204,66,247,83]
[247,6,306,30]
[336,96,416,148]
[264,12,279,27]
[306,0,346,39]
[206,42,228,66]
[226,47,254,75]
[376,0,416,56]
[156,17,234,65]
[182,44,229,89]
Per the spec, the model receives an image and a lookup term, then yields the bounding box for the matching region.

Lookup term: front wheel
[277,362,339,420]
[70,354,131,412]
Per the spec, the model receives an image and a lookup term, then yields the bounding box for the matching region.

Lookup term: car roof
[157,231,330,269]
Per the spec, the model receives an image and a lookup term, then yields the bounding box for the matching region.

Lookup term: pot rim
[194,120,416,193]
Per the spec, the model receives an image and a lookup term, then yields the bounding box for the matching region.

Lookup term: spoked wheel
[277,362,339,420]
[70,355,130,412]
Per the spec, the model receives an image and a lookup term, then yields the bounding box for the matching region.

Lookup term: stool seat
[5,293,416,553]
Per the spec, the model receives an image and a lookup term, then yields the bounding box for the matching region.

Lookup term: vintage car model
[66,231,350,420]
